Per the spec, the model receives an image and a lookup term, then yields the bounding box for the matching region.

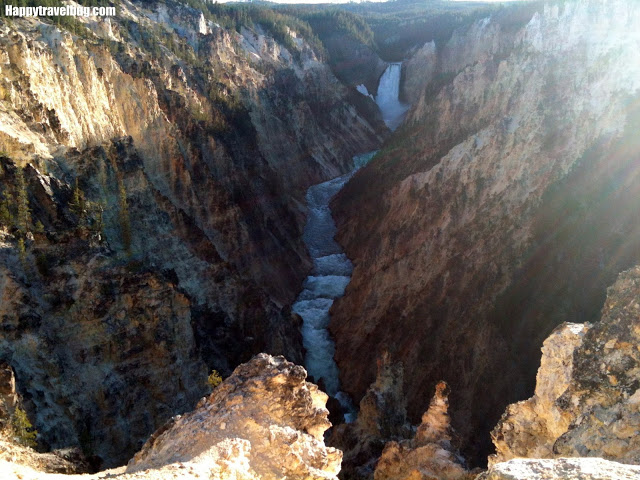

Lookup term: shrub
[207,370,223,389]
[11,407,37,448]
[0,199,12,227]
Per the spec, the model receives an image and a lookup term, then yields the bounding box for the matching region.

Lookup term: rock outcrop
[0,363,90,474]
[330,355,469,480]
[491,265,640,465]
[0,363,19,433]
[0,354,342,480]
[481,458,640,480]
[329,353,410,479]
[128,354,340,479]
[330,0,640,463]
[0,440,89,475]
[374,382,470,480]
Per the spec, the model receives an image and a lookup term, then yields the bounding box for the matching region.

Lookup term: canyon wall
[331,0,640,464]
[0,0,384,467]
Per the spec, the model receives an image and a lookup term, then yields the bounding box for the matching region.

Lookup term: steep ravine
[292,152,375,399]
[5,0,640,476]
[293,61,406,417]
[0,0,386,467]
[330,0,640,465]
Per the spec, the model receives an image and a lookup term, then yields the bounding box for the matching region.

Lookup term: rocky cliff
[1,354,342,480]
[329,353,470,480]
[373,381,472,480]
[491,265,640,466]
[330,0,640,464]
[0,0,384,467]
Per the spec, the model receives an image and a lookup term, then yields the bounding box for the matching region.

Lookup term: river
[292,63,408,421]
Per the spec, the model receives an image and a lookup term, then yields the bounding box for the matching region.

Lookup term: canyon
[331,0,640,465]
[1,0,640,479]
[0,0,385,467]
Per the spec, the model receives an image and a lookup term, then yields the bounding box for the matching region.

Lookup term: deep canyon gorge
[1,0,640,479]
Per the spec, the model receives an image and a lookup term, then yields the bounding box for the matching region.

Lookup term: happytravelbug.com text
[4,4,116,17]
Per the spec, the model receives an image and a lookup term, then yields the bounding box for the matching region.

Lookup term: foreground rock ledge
[0,354,341,480]
[481,457,640,480]
[491,265,640,465]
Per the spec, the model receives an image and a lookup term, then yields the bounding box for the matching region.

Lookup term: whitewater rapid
[292,153,374,419]
[376,63,409,131]
[293,61,407,420]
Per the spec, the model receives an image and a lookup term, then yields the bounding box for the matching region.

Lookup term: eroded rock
[482,457,640,480]
[0,0,385,466]
[491,266,640,465]
[331,355,472,480]
[0,354,341,480]
[374,382,471,480]
[330,0,640,463]
[329,353,410,479]
[127,353,340,479]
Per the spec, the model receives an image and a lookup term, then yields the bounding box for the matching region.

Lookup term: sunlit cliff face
[329,0,640,466]
[532,0,640,268]
[525,1,640,93]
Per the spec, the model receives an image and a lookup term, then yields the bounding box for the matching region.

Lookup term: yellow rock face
[1,354,342,480]
[491,266,640,466]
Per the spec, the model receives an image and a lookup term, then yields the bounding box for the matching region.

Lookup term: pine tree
[15,167,31,234]
[69,178,86,227]
[17,237,27,266]
[0,198,11,227]
[118,182,131,254]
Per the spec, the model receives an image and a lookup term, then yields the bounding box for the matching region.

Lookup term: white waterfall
[292,152,375,421]
[376,62,409,131]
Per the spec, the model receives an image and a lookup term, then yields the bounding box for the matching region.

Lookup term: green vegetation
[15,167,31,235]
[340,0,496,60]
[119,18,201,66]
[274,0,499,62]
[140,0,325,61]
[118,182,131,254]
[0,160,35,266]
[0,196,11,227]
[207,369,223,389]
[17,237,27,266]
[286,8,375,49]
[68,177,105,237]
[69,178,86,226]
[0,163,37,256]
[11,407,38,448]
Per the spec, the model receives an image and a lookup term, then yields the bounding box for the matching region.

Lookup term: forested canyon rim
[0,0,640,479]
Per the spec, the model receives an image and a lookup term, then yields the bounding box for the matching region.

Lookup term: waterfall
[292,152,375,422]
[376,62,409,131]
